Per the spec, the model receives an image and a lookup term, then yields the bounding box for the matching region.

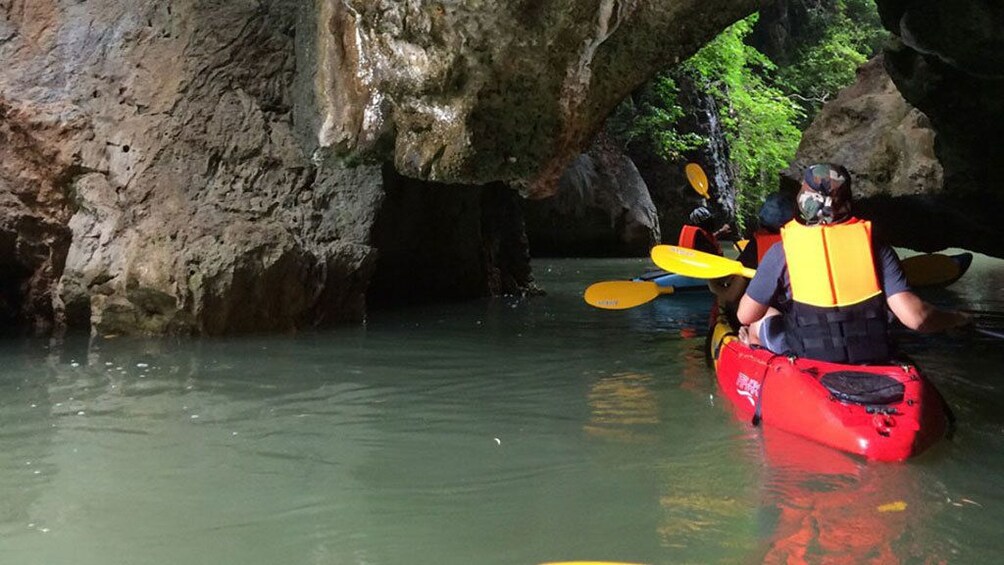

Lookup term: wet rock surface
[0,0,758,335]
[525,135,660,257]
[1,1,390,336]
[789,56,942,199]
[868,0,1004,253]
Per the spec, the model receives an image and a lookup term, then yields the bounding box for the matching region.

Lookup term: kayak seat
[819,371,905,405]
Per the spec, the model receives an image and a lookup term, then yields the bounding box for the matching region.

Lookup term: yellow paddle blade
[650,245,756,280]
[583,281,674,310]
[685,163,710,199]
[539,562,647,565]
[901,253,960,288]
[734,239,749,253]
[542,561,642,565]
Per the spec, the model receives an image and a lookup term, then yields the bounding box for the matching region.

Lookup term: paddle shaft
[976,328,1004,340]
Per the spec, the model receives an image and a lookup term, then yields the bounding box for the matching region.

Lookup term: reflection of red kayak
[707,310,949,462]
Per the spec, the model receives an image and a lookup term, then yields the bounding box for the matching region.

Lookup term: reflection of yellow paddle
[651,245,756,280]
[900,254,961,288]
[584,281,674,310]
[685,163,710,199]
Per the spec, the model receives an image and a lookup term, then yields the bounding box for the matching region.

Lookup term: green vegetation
[610,0,889,231]
[683,15,803,227]
[606,74,705,162]
[778,0,888,123]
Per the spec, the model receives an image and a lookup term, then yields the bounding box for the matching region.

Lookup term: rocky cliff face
[789,56,941,199]
[311,0,758,196]
[0,1,759,336]
[1,1,385,336]
[784,56,982,252]
[867,0,1004,253]
[524,134,660,257]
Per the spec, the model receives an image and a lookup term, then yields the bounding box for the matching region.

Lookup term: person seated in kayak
[708,190,795,308]
[685,204,731,256]
[736,163,971,364]
[738,190,796,269]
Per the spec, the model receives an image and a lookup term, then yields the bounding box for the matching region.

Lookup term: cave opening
[366,165,534,310]
[0,231,33,336]
[366,165,489,310]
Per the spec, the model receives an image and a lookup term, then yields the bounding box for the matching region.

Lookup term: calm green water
[1,254,1003,565]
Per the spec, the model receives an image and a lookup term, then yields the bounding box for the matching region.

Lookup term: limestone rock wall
[1,0,760,336]
[312,0,758,196]
[525,135,660,257]
[1,1,382,335]
[866,0,1004,253]
[876,0,1004,199]
[788,56,942,199]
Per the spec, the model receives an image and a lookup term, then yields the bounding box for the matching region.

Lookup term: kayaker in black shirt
[686,205,731,256]
[736,163,971,363]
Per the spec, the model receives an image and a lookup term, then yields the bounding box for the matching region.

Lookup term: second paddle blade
[583,281,671,310]
[650,245,756,280]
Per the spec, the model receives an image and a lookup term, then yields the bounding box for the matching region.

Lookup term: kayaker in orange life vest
[736,163,971,364]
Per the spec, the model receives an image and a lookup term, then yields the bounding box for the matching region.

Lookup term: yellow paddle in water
[685,162,710,199]
[583,281,675,310]
[900,253,962,288]
[650,245,756,280]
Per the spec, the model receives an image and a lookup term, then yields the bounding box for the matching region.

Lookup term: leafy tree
[607,0,888,231]
[683,15,803,229]
[778,0,890,122]
[607,74,705,161]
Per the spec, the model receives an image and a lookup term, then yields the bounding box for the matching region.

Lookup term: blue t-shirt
[745,241,910,313]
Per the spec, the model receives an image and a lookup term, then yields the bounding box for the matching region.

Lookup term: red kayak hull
[709,316,948,462]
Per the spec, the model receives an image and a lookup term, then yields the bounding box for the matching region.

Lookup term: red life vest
[678,225,721,256]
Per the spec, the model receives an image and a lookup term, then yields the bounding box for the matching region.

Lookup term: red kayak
[707,310,949,462]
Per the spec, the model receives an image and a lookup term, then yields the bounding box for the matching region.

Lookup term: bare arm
[886,291,971,333]
[737,293,770,326]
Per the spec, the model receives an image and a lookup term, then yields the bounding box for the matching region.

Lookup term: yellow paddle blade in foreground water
[540,562,648,565]
[685,163,710,199]
[650,245,757,280]
[583,281,674,310]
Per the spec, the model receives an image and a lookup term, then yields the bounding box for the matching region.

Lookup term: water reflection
[755,430,943,564]
[585,372,661,442]
[0,256,1000,564]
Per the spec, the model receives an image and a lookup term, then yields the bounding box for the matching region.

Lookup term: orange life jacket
[779,218,890,364]
[752,229,782,264]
